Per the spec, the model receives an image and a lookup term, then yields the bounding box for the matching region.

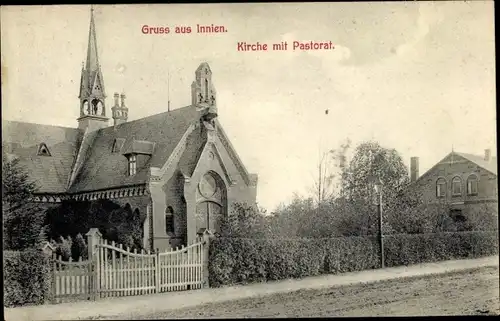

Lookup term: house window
[37,143,51,156]
[452,176,462,196]
[467,175,478,195]
[165,206,174,234]
[436,178,446,198]
[128,154,137,176]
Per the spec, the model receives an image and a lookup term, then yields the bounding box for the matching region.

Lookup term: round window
[199,173,217,198]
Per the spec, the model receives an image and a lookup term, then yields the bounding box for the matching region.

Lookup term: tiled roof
[68,106,200,192]
[455,152,497,175]
[2,120,82,193]
[178,124,207,178]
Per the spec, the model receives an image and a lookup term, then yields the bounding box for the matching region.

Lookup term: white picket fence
[96,239,205,298]
[52,229,209,302]
[52,256,94,303]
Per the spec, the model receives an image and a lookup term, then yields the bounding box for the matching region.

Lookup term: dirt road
[116,266,499,318]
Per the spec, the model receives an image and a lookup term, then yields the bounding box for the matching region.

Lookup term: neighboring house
[408,149,498,223]
[1,8,258,251]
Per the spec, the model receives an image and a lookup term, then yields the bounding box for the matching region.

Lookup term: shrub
[55,235,72,261]
[209,231,498,288]
[209,235,378,287]
[384,231,499,267]
[4,249,52,307]
[71,233,88,260]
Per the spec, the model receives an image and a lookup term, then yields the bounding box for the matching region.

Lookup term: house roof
[414,151,498,185]
[2,121,82,193]
[68,105,200,192]
[454,152,497,175]
[2,105,253,195]
[178,123,207,178]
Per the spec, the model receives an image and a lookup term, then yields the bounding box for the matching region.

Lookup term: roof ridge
[107,105,193,129]
[2,119,79,131]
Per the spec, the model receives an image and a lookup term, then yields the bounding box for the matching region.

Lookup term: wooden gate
[157,241,204,292]
[52,255,94,303]
[50,229,211,302]
[95,237,206,299]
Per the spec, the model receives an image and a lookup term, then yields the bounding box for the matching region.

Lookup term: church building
[2,8,258,251]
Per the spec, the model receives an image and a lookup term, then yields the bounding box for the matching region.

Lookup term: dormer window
[37,143,51,156]
[128,154,137,176]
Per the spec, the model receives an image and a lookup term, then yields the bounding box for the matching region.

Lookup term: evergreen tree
[72,233,88,260]
[2,150,46,250]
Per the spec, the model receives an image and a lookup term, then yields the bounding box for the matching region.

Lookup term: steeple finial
[86,5,100,72]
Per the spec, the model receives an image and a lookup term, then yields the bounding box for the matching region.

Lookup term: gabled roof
[455,152,497,175]
[3,104,253,195]
[415,151,497,185]
[2,120,82,193]
[68,106,200,192]
[178,124,207,178]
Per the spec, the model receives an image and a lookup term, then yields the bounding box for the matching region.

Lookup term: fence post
[86,228,102,301]
[200,229,214,288]
[52,253,57,304]
[155,248,160,293]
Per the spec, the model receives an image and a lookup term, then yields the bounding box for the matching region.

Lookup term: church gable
[213,121,256,187]
[69,106,199,193]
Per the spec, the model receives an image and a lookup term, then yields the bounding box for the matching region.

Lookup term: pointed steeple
[86,5,100,72]
[77,5,109,132]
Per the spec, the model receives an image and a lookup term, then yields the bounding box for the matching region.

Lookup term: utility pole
[378,187,385,269]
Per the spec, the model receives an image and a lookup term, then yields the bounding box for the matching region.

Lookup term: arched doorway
[195,171,226,234]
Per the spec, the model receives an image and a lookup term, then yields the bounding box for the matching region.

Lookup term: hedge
[208,230,498,287]
[384,231,499,267]
[4,249,53,307]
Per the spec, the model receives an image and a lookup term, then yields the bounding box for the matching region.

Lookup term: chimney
[120,93,126,107]
[484,149,491,162]
[113,92,120,107]
[410,157,419,182]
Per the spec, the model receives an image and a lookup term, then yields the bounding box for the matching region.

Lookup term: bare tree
[309,138,352,206]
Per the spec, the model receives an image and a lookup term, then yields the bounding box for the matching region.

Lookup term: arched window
[196,172,227,234]
[204,79,209,102]
[436,178,446,198]
[165,206,174,234]
[466,174,478,195]
[97,101,104,116]
[452,176,462,196]
[83,100,90,115]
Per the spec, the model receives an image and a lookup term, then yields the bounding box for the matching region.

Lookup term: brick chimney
[484,149,491,162]
[410,157,419,182]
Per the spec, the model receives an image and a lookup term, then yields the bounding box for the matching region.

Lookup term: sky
[1,2,496,211]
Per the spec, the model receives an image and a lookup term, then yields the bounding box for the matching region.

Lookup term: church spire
[86,5,100,72]
[78,5,109,131]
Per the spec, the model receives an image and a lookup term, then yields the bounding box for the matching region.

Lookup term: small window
[165,206,174,234]
[467,175,478,195]
[128,154,137,176]
[436,178,446,198]
[37,143,51,156]
[452,176,462,196]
